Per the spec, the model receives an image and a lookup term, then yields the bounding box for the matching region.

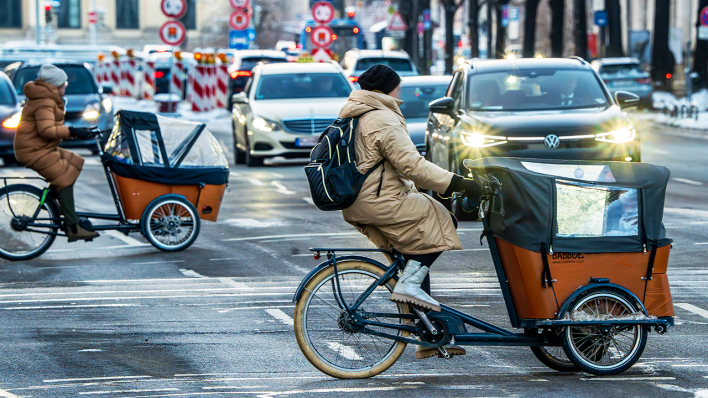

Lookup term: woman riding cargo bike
[295,65,675,378]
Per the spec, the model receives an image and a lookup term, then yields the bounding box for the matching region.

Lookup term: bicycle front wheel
[0,184,59,261]
[294,260,409,379]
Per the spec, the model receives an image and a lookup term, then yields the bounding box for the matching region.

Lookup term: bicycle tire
[0,184,59,261]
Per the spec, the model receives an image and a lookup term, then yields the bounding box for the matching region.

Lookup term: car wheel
[233,123,246,165]
[244,135,264,167]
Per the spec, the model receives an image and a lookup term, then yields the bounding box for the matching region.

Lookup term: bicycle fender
[556,283,647,319]
[292,255,392,302]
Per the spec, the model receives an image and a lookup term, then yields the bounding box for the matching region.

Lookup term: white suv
[230,62,354,167]
[341,49,419,84]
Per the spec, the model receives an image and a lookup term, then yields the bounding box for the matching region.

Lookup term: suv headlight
[251,117,280,133]
[595,127,636,143]
[82,103,101,121]
[102,97,113,113]
[460,132,507,148]
[2,111,21,129]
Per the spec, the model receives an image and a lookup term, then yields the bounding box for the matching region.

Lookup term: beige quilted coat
[338,90,462,255]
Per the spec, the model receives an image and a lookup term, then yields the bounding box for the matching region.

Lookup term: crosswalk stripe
[675,303,708,320]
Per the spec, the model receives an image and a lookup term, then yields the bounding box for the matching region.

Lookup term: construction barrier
[171,57,186,100]
[120,57,140,99]
[110,58,121,95]
[142,61,156,100]
[215,63,229,109]
[189,65,210,112]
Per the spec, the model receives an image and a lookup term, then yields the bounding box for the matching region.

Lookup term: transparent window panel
[522,162,616,183]
[104,120,133,165]
[156,115,202,166]
[556,181,638,237]
[134,130,163,166]
[180,129,229,169]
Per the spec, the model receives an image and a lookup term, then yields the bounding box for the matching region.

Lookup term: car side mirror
[231,92,248,104]
[102,85,113,95]
[614,91,640,109]
[428,97,456,116]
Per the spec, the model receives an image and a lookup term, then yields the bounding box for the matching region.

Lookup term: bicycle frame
[1,135,139,236]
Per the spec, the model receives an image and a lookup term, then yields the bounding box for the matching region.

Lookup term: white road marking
[652,149,670,155]
[43,376,153,383]
[671,177,703,186]
[133,260,184,265]
[179,269,207,278]
[269,172,285,178]
[247,178,266,186]
[104,230,145,246]
[303,197,315,205]
[259,237,313,243]
[78,349,103,352]
[4,304,139,310]
[79,388,180,395]
[580,377,676,381]
[689,221,708,225]
[675,303,708,320]
[223,218,286,228]
[229,171,241,178]
[217,305,295,313]
[48,243,152,253]
[671,364,708,367]
[0,388,19,398]
[201,386,267,390]
[696,242,708,245]
[265,308,294,326]
[209,258,239,261]
[218,278,253,290]
[271,180,295,195]
[223,232,361,242]
[327,342,362,360]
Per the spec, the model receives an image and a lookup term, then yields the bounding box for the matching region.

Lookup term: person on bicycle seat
[338,64,481,359]
[14,64,99,242]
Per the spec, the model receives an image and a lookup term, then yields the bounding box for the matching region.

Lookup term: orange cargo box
[111,173,226,222]
[495,238,673,319]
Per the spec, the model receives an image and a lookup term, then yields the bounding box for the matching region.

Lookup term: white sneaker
[390,264,441,312]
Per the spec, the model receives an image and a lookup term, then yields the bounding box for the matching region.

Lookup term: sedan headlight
[2,111,21,129]
[595,127,636,143]
[102,97,113,113]
[460,132,507,148]
[251,117,280,133]
[82,103,101,121]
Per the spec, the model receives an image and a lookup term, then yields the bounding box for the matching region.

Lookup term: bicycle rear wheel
[294,260,409,379]
[0,184,59,261]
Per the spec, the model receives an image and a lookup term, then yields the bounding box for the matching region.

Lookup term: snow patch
[563,310,657,321]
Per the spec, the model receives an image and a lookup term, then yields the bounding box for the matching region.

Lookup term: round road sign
[230,0,249,9]
[701,6,708,26]
[159,20,187,46]
[310,25,334,48]
[87,11,98,24]
[312,1,335,25]
[230,10,249,30]
[161,0,187,19]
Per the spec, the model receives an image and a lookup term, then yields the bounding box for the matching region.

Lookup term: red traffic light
[666,73,672,79]
[347,10,355,18]
[44,3,51,11]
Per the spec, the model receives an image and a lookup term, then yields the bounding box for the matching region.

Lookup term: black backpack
[305,115,384,211]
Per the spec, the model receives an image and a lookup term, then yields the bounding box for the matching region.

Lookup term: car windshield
[239,57,287,71]
[598,63,644,75]
[355,57,413,72]
[399,84,448,118]
[13,65,96,95]
[0,79,15,104]
[467,69,609,111]
[255,73,351,100]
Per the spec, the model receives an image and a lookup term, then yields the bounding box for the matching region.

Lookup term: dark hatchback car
[0,72,22,165]
[399,75,451,156]
[4,60,114,153]
[426,57,640,218]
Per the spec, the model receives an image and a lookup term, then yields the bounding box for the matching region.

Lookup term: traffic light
[45,3,52,23]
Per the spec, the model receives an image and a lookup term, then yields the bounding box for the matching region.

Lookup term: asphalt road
[0,119,707,397]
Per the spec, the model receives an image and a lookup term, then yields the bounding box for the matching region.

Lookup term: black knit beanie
[357,64,401,94]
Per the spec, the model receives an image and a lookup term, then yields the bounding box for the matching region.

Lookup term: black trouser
[53,185,80,226]
[401,214,458,295]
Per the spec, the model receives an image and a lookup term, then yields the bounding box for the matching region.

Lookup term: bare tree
[440,0,464,74]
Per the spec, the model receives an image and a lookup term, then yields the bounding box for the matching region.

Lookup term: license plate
[612,80,632,87]
[295,136,319,147]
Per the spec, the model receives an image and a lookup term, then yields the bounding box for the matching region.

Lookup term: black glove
[443,174,482,199]
[69,127,95,140]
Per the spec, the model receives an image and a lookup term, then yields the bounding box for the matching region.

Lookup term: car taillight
[230,70,252,79]
[635,77,651,84]
[349,76,358,83]
[154,71,165,79]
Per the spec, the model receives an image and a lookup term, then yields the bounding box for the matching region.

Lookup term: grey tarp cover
[464,157,671,254]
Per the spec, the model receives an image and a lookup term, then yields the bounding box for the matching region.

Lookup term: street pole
[35,0,41,44]
[90,0,97,45]
[487,0,493,58]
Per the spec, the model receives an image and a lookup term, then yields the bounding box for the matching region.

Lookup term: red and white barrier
[215,64,229,109]
[142,61,156,100]
[171,59,185,100]
[189,65,210,112]
[120,58,139,99]
[110,59,121,95]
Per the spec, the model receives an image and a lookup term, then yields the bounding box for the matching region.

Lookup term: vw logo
[544,134,560,150]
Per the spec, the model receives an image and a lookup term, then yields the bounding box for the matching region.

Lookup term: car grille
[282,118,335,135]
[280,141,314,149]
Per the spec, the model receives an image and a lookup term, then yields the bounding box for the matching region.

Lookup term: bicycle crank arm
[414,308,438,335]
